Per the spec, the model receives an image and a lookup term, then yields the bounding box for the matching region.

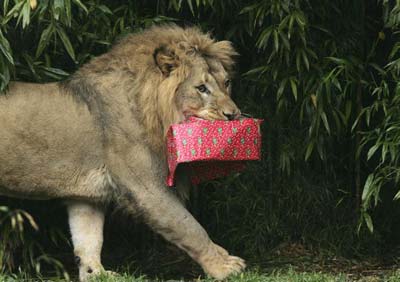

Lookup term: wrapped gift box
[166,117,263,186]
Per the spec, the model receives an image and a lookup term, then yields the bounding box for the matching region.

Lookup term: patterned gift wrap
[166,117,263,186]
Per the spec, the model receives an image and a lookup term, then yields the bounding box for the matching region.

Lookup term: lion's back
[0,82,104,198]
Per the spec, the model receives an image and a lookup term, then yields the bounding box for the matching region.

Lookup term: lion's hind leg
[67,200,108,282]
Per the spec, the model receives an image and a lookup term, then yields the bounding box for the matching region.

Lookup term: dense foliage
[1,0,400,278]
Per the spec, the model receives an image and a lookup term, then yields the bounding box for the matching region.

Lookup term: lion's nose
[223,111,239,121]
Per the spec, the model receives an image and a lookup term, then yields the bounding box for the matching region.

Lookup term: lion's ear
[154,46,179,76]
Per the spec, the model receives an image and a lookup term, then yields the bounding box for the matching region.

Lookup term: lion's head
[153,40,241,122]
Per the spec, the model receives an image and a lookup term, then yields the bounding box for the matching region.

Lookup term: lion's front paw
[79,267,118,282]
[199,243,246,280]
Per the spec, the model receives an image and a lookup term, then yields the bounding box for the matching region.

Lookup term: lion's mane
[62,25,237,151]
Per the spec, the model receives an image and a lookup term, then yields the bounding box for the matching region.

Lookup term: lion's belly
[0,154,79,199]
[0,185,52,200]
[0,82,105,200]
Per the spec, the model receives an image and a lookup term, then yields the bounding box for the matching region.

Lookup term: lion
[0,24,245,281]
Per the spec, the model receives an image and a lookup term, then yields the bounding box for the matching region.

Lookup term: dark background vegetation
[1,0,400,279]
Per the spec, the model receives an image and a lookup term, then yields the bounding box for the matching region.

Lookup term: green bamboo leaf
[296,50,301,72]
[306,48,318,60]
[170,0,180,11]
[0,30,14,64]
[320,112,330,134]
[36,24,55,58]
[362,174,374,202]
[56,26,76,61]
[367,144,380,160]
[326,57,348,65]
[41,68,69,77]
[97,5,113,15]
[305,141,314,160]
[394,189,400,201]
[363,212,374,233]
[301,49,309,70]
[322,68,336,83]
[273,30,279,52]
[0,206,9,212]
[20,0,31,28]
[290,78,297,101]
[65,0,72,26]
[351,115,362,132]
[288,14,295,37]
[53,0,64,20]
[331,77,342,91]
[0,56,11,91]
[256,27,273,49]
[389,42,400,60]
[332,110,341,132]
[239,3,258,15]
[369,63,385,75]
[279,32,290,50]
[3,0,10,14]
[387,125,400,132]
[5,1,24,23]
[243,66,268,76]
[72,0,88,13]
[20,210,39,231]
[381,144,388,163]
[278,15,290,30]
[22,53,39,79]
[187,0,194,15]
[294,11,306,27]
[277,78,287,100]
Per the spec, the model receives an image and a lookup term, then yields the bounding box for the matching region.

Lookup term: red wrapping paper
[166,117,263,186]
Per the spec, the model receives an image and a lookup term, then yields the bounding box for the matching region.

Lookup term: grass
[1,241,399,282]
[90,270,348,282]
[1,268,400,282]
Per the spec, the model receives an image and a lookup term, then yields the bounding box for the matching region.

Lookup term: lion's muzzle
[219,96,241,121]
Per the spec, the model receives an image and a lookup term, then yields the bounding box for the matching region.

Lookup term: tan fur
[0,25,245,281]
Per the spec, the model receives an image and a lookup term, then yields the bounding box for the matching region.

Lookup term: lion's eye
[196,84,210,94]
[225,79,231,88]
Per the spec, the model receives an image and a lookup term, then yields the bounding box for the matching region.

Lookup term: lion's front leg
[67,200,107,282]
[109,149,246,280]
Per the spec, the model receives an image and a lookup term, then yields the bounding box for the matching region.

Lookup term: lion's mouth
[189,109,241,121]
